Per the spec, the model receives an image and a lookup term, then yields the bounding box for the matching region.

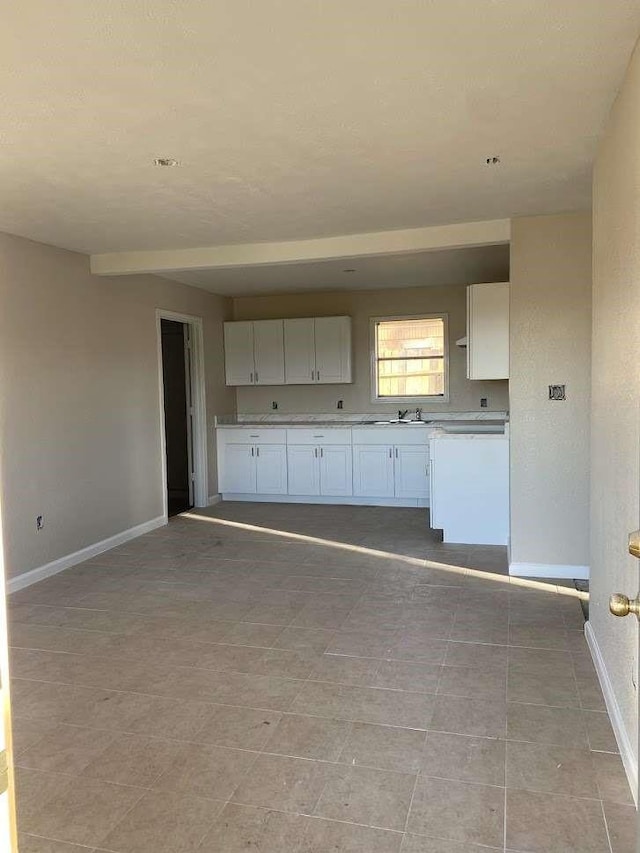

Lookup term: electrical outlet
[36,515,44,531]
[549,385,566,401]
[271,401,278,410]
[480,397,488,408]
[337,400,344,409]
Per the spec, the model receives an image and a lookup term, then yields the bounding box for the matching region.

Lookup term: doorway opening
[161,319,193,516]
[157,311,208,518]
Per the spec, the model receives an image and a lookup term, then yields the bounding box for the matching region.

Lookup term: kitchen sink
[368,419,431,425]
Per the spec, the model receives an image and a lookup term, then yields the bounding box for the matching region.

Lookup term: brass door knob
[609,593,640,619]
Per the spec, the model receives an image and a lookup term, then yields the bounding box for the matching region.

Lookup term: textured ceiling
[2,1,640,259]
[160,244,510,296]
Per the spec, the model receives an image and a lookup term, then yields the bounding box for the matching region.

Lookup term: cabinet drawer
[351,427,430,445]
[286,428,352,445]
[219,428,287,445]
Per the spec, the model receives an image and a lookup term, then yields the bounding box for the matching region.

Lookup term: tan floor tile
[443,642,508,671]
[100,790,225,853]
[81,732,181,787]
[310,654,382,687]
[505,788,611,852]
[15,767,73,828]
[12,717,59,757]
[263,714,351,760]
[290,682,436,729]
[219,622,285,647]
[17,724,117,775]
[17,835,92,853]
[400,835,502,852]
[273,626,335,652]
[407,776,504,848]
[430,695,507,739]
[583,709,619,753]
[372,660,440,693]
[506,702,589,748]
[437,665,506,700]
[506,740,600,798]
[231,753,340,814]
[197,803,308,853]
[591,751,634,805]
[338,722,427,773]
[152,742,256,800]
[195,704,282,750]
[314,763,416,830]
[301,817,403,852]
[603,801,638,853]
[421,731,505,786]
[24,776,145,847]
[507,669,581,708]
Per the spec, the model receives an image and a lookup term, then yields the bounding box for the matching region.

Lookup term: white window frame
[370,313,450,404]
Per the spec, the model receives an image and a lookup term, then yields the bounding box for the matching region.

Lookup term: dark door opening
[161,319,194,516]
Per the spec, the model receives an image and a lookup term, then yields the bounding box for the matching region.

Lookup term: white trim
[208,494,222,506]
[156,310,209,509]
[7,515,167,594]
[91,219,511,277]
[221,493,429,507]
[509,562,589,580]
[585,621,638,805]
[370,313,450,405]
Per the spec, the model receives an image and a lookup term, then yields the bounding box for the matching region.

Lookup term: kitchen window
[371,314,448,401]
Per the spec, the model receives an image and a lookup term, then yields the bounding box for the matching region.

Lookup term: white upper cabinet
[284,319,316,384]
[284,316,352,385]
[466,282,509,380]
[253,320,285,385]
[224,322,255,386]
[314,316,352,384]
[223,320,284,386]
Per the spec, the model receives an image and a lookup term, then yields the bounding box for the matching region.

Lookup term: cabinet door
[467,282,509,380]
[223,322,255,386]
[394,445,429,499]
[253,320,285,385]
[284,318,316,384]
[255,445,288,494]
[314,317,352,383]
[319,445,353,496]
[220,443,256,493]
[352,445,395,497]
[287,445,320,496]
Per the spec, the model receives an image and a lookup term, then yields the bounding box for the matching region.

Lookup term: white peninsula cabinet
[217,428,287,495]
[352,428,430,502]
[224,320,285,386]
[466,282,509,380]
[286,429,352,497]
[284,316,352,384]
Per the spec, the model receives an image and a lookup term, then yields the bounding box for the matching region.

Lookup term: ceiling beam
[90,218,510,276]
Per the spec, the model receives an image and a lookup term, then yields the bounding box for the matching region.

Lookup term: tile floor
[7,503,636,852]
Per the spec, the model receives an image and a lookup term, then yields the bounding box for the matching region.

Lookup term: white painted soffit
[90,219,510,277]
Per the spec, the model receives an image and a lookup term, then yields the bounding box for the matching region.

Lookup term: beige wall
[0,232,234,580]
[590,39,640,780]
[233,285,509,415]
[509,213,592,570]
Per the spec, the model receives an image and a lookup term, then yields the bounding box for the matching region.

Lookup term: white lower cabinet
[219,435,287,495]
[353,444,429,499]
[319,445,353,496]
[353,445,395,498]
[254,445,288,494]
[287,444,353,496]
[287,446,320,495]
[394,445,430,499]
[221,443,256,493]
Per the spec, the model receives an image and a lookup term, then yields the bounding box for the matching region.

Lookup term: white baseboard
[207,494,222,506]
[220,493,429,508]
[585,621,638,804]
[509,562,589,580]
[7,514,167,594]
